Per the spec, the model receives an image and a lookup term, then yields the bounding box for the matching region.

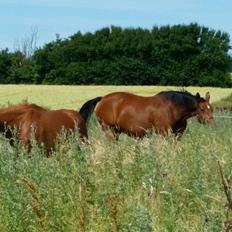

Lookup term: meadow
[0,84,231,108]
[0,85,232,232]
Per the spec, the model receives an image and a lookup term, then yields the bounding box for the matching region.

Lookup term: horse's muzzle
[198,116,214,124]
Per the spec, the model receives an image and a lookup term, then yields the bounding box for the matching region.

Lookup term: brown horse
[0,97,101,156]
[82,91,213,140]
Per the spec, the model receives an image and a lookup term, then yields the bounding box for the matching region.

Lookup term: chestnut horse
[82,91,213,140]
[0,97,101,156]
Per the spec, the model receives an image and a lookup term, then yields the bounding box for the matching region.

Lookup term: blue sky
[0,0,231,50]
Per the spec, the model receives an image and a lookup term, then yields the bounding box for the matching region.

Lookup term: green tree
[1,23,231,86]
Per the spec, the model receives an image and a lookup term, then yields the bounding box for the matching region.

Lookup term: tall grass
[0,113,232,231]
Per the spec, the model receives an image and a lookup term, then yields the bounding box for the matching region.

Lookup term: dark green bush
[0,23,232,86]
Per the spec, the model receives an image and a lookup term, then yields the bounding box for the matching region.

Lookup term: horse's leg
[36,130,55,157]
[172,120,187,139]
[77,123,89,143]
[154,126,169,137]
[101,122,120,140]
[46,147,54,157]
[18,126,32,152]
[40,138,54,157]
[111,126,120,141]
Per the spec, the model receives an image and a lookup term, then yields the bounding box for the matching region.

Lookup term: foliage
[0,49,38,84]
[0,23,232,86]
[0,112,232,231]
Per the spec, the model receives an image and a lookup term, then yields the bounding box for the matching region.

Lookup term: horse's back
[43,109,85,132]
[28,108,85,136]
[96,92,155,115]
[95,92,160,136]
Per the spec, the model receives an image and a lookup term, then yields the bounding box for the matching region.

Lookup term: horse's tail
[79,97,102,122]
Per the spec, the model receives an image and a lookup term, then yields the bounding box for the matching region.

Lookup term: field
[0,85,232,231]
[0,84,231,108]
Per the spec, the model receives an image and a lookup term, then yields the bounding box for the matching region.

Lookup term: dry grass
[0,85,230,109]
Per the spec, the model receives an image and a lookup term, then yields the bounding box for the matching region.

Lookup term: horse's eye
[201,108,204,112]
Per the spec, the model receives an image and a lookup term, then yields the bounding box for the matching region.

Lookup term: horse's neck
[174,104,197,121]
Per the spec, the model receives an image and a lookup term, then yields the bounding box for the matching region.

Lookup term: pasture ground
[0,84,231,108]
[0,85,231,231]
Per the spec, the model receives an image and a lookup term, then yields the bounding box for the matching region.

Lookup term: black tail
[79,97,102,122]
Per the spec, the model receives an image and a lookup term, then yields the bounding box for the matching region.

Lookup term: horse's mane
[157,90,200,109]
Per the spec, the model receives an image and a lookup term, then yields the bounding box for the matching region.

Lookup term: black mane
[157,90,200,109]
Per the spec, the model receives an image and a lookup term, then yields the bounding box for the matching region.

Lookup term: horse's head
[196,92,214,124]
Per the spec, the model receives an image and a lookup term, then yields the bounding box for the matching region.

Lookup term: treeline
[0,23,232,86]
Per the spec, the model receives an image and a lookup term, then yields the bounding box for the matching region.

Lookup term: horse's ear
[196,92,201,100]
[205,92,210,102]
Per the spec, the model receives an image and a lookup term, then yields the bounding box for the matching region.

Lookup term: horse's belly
[119,121,152,137]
